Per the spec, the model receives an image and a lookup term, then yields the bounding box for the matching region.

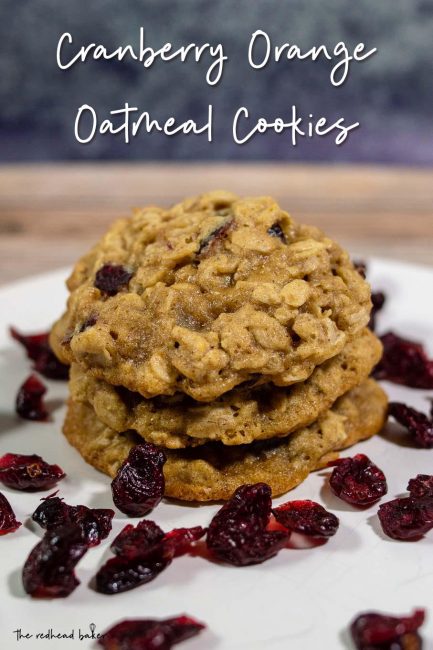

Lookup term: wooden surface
[0,163,432,286]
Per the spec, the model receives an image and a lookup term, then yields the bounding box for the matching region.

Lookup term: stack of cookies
[50,192,387,501]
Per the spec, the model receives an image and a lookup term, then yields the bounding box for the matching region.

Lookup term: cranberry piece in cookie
[94,264,133,296]
[267,222,287,243]
[353,260,367,279]
[197,219,234,257]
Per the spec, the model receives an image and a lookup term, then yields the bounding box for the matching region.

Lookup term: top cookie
[50,191,371,402]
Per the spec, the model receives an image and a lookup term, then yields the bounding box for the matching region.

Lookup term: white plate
[0,259,432,650]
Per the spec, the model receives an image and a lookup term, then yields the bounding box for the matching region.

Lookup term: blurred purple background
[1,0,432,163]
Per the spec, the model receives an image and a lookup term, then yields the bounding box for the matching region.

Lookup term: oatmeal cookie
[51,192,371,402]
[63,379,387,501]
[69,328,381,448]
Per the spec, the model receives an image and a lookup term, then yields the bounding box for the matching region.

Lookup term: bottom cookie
[63,379,387,501]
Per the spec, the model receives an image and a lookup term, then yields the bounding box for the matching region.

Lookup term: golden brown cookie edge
[62,378,387,502]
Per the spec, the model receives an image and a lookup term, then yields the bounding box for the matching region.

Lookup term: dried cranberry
[55,504,113,547]
[369,291,386,331]
[0,453,65,491]
[96,519,204,594]
[206,483,289,566]
[408,474,433,498]
[378,497,433,540]
[267,223,287,243]
[272,500,339,538]
[22,523,88,598]
[10,327,69,380]
[94,264,133,296]
[15,374,49,421]
[89,509,115,545]
[163,526,207,558]
[328,454,387,507]
[374,332,433,389]
[95,547,171,595]
[388,402,433,449]
[351,609,425,649]
[32,494,113,547]
[197,219,234,256]
[99,615,205,649]
[111,520,165,559]
[10,327,49,362]
[110,521,205,560]
[0,491,21,535]
[32,494,70,529]
[111,443,166,517]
